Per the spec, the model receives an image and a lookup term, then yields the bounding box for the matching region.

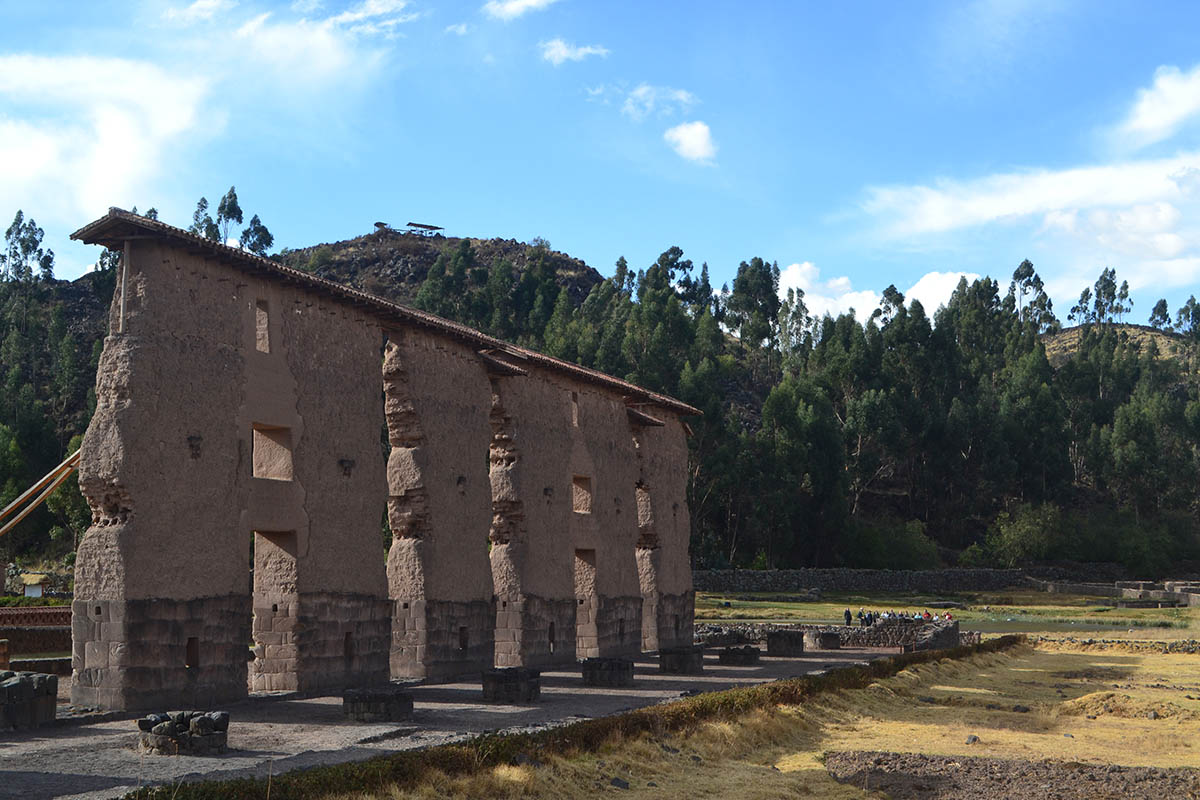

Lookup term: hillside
[1043,323,1193,368]
[276,228,603,307]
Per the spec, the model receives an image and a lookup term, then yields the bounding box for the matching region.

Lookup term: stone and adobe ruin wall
[68,209,698,710]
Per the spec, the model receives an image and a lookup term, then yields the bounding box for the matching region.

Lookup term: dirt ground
[0,646,889,800]
[824,750,1200,799]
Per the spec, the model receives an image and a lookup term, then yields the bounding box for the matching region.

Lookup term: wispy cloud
[663,121,716,163]
[445,22,469,35]
[1115,64,1200,151]
[621,83,696,121]
[163,0,236,24]
[482,0,559,21]
[0,55,210,223]
[539,38,608,66]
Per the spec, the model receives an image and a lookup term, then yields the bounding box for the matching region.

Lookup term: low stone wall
[0,626,70,655]
[0,639,7,669]
[10,657,71,675]
[699,620,960,651]
[0,607,72,627]
[694,569,1030,595]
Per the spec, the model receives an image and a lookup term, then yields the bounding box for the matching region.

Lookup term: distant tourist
[922,610,932,621]
[844,608,852,626]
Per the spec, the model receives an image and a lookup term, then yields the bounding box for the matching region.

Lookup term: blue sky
[4,0,1200,322]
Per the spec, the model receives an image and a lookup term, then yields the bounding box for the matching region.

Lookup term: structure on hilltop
[68,208,698,710]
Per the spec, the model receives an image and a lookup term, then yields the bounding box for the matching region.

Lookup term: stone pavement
[0,646,896,800]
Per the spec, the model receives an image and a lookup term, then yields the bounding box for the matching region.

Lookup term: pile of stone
[136,710,230,755]
[0,670,57,729]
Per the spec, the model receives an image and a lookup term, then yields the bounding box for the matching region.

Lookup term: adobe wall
[383,329,495,679]
[632,413,694,651]
[70,212,696,708]
[73,241,388,710]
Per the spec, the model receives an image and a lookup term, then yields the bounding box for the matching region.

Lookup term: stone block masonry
[0,626,69,655]
[68,209,698,710]
[1,671,58,730]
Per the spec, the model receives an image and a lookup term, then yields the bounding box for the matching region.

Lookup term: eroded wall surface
[384,330,495,679]
[633,414,694,651]
[73,242,388,709]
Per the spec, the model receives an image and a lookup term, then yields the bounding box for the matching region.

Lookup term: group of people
[842,607,953,626]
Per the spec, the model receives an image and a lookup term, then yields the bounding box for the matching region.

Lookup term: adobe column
[385,331,495,679]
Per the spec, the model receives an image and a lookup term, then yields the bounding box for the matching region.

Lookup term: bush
[843,518,940,569]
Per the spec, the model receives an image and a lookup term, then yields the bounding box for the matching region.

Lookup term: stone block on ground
[343,685,414,722]
[0,671,57,730]
[766,630,805,657]
[481,667,540,703]
[658,645,704,674]
[581,657,635,687]
[718,645,761,665]
[803,631,841,651]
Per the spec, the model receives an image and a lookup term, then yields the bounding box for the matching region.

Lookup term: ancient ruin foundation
[68,209,697,710]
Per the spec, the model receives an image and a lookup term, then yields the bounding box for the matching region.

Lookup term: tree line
[1,203,1198,577]
[410,245,1200,577]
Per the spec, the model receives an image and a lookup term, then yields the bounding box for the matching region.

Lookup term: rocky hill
[1042,324,1192,368]
[276,228,604,308]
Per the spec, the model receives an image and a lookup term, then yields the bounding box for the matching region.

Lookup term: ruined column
[72,242,251,710]
[632,415,695,651]
[488,372,577,667]
[385,332,495,679]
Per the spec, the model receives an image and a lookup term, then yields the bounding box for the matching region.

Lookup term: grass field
[315,641,1199,799]
[694,589,1199,635]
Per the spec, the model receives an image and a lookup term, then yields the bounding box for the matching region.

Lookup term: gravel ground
[0,647,888,800]
[824,750,1200,799]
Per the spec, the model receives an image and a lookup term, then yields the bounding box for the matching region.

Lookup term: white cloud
[539,38,608,66]
[863,152,1200,237]
[779,262,978,320]
[0,55,210,224]
[663,121,716,163]
[482,0,559,21]
[1116,64,1200,150]
[291,0,323,11]
[445,22,469,35]
[163,0,235,23]
[621,83,696,121]
[906,270,981,313]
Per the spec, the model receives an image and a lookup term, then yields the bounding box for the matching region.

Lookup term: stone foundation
[642,590,693,652]
[803,631,841,650]
[494,595,576,668]
[718,646,760,665]
[1,671,57,729]
[391,598,496,680]
[292,592,390,694]
[766,630,805,656]
[481,667,540,703]
[71,595,250,711]
[658,645,704,674]
[581,657,635,687]
[577,595,642,659]
[343,686,414,721]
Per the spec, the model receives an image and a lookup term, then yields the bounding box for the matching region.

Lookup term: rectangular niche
[252,424,294,481]
[572,475,592,514]
[255,299,270,353]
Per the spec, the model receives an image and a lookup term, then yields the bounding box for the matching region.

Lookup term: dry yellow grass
[322,641,1200,799]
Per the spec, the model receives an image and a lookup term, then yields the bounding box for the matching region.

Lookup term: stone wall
[693,568,1031,594]
[0,626,71,655]
[699,619,960,651]
[0,607,72,626]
